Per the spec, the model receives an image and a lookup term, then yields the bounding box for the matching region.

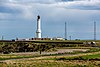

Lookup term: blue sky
[0,0,100,40]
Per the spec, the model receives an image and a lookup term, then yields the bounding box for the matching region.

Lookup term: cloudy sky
[0,0,100,40]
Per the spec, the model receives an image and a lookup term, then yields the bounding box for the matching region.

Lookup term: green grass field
[0,52,100,67]
[0,48,99,67]
[0,40,100,67]
[0,47,99,61]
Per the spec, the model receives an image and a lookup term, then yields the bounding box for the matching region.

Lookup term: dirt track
[0,49,90,63]
[12,49,89,55]
[1,51,100,64]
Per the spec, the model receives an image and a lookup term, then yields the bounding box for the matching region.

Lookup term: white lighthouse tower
[36,15,41,38]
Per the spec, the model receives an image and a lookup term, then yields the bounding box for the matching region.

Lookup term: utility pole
[94,22,96,41]
[65,22,67,40]
[69,36,71,40]
[2,36,4,40]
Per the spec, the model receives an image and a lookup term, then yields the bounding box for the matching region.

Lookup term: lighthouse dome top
[37,15,40,19]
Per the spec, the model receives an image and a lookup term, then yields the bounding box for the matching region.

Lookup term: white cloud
[0,2,35,20]
[0,0,100,22]
[1,0,100,10]
[52,0,100,10]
